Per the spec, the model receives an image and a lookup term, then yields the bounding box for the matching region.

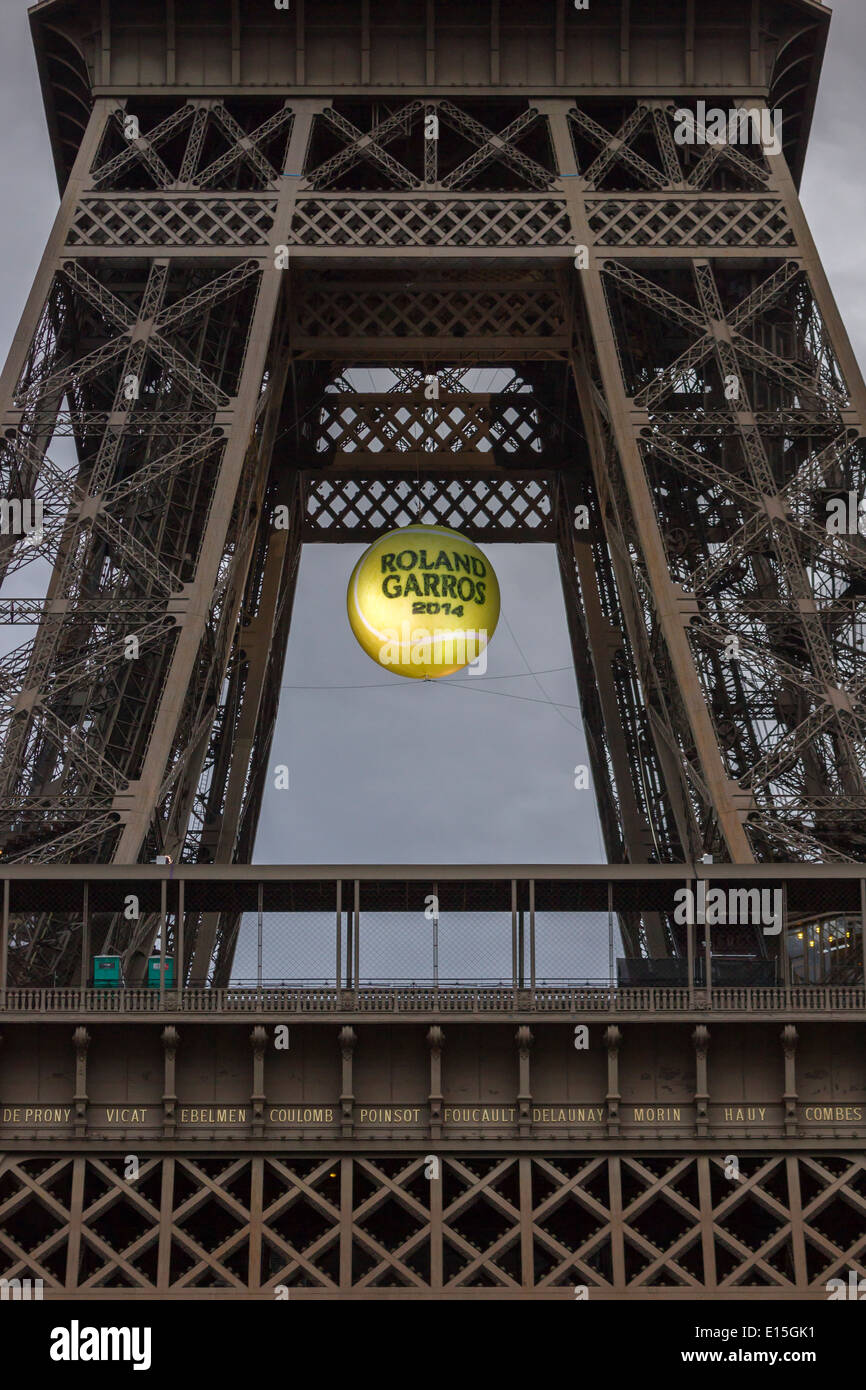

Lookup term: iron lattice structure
[0,0,863,984]
[2,1150,863,1295]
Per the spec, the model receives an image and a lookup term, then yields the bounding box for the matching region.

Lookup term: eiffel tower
[1,0,866,1308]
[3,0,862,988]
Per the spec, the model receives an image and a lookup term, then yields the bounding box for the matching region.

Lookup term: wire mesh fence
[358,910,438,984]
[175,903,866,988]
[533,911,620,985]
[2,873,865,992]
[232,911,336,985]
[227,905,621,986]
[437,911,511,984]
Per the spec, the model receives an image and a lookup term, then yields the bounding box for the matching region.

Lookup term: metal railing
[1,983,864,1015]
[2,864,865,1000]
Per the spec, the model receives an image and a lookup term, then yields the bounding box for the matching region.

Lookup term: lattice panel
[67,197,277,248]
[302,100,557,195]
[442,1157,523,1288]
[258,1157,342,1290]
[289,197,572,248]
[798,1155,866,1286]
[528,1155,617,1288]
[595,250,866,861]
[292,281,567,352]
[76,1157,165,1289]
[587,198,795,248]
[349,1158,432,1288]
[315,393,546,459]
[619,1156,709,1287]
[3,1151,864,1295]
[707,1155,801,1288]
[90,101,294,193]
[0,250,263,872]
[302,472,557,539]
[0,1156,76,1288]
[569,103,772,194]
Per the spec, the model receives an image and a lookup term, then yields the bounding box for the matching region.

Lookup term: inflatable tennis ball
[347,523,500,679]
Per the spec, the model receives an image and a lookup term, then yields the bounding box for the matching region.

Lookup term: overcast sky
[0,0,863,878]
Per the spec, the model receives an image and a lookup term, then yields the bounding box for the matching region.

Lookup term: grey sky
[0,0,863,878]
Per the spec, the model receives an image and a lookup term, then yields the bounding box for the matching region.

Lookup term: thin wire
[279,676,580,714]
[496,606,605,858]
[279,665,573,691]
[497,607,583,733]
[437,680,581,716]
[497,608,606,856]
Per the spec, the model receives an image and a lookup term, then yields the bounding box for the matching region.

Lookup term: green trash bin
[92,955,123,989]
[146,956,175,988]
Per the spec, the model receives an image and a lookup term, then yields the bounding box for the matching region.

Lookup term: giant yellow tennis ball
[347,523,500,679]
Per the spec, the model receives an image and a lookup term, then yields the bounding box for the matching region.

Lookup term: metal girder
[91,104,196,189]
[191,103,293,190]
[546,95,866,866]
[0,56,863,984]
[308,103,424,191]
[438,102,553,192]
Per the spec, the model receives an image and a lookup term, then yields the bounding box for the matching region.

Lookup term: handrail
[1,984,864,1014]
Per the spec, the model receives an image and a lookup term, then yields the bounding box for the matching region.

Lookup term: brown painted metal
[1,1010,864,1296]
[0,0,864,1300]
[0,4,861,978]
